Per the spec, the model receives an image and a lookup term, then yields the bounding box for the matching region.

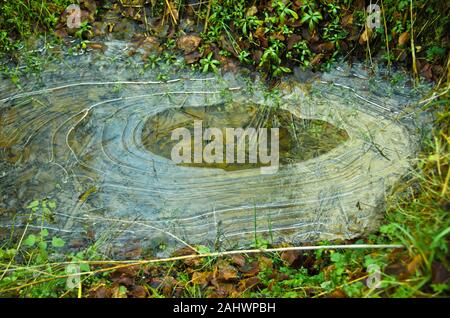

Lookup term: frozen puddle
[0,41,428,256]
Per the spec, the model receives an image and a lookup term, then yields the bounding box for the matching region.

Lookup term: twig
[442,162,449,196]
[381,0,391,70]
[410,0,418,82]
[164,0,178,25]
[0,212,34,280]
[203,0,212,33]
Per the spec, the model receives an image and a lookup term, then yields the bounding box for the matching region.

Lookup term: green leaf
[196,245,211,254]
[330,252,345,264]
[320,280,333,291]
[24,234,37,247]
[40,229,49,237]
[80,263,91,272]
[287,9,298,20]
[6,249,16,257]
[52,237,65,248]
[314,12,323,20]
[301,14,310,24]
[75,251,85,259]
[36,250,48,263]
[38,241,47,250]
[27,200,39,209]
[118,285,127,295]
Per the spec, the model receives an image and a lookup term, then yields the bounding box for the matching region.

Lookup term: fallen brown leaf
[184,51,201,64]
[214,260,239,281]
[258,256,273,271]
[270,33,285,42]
[171,246,200,266]
[112,265,140,277]
[254,27,268,48]
[230,254,246,267]
[149,276,178,297]
[280,250,302,266]
[313,42,335,54]
[191,271,213,287]
[111,274,134,287]
[177,35,201,54]
[359,27,372,45]
[87,43,107,51]
[328,289,347,298]
[384,262,409,280]
[207,283,237,298]
[90,286,111,298]
[420,62,433,80]
[406,254,422,274]
[311,53,325,66]
[239,260,260,277]
[398,32,410,47]
[341,14,353,28]
[431,261,450,285]
[127,285,148,298]
[238,276,261,291]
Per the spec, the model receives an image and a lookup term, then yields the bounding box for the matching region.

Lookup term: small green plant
[164,38,176,49]
[238,16,262,37]
[157,73,169,81]
[326,3,341,16]
[259,45,281,68]
[162,52,177,65]
[75,22,92,40]
[238,50,252,64]
[300,8,323,30]
[199,52,220,73]
[219,49,232,57]
[112,83,122,93]
[27,199,57,222]
[426,46,447,62]
[272,0,299,24]
[272,65,291,77]
[291,40,313,67]
[145,54,162,70]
